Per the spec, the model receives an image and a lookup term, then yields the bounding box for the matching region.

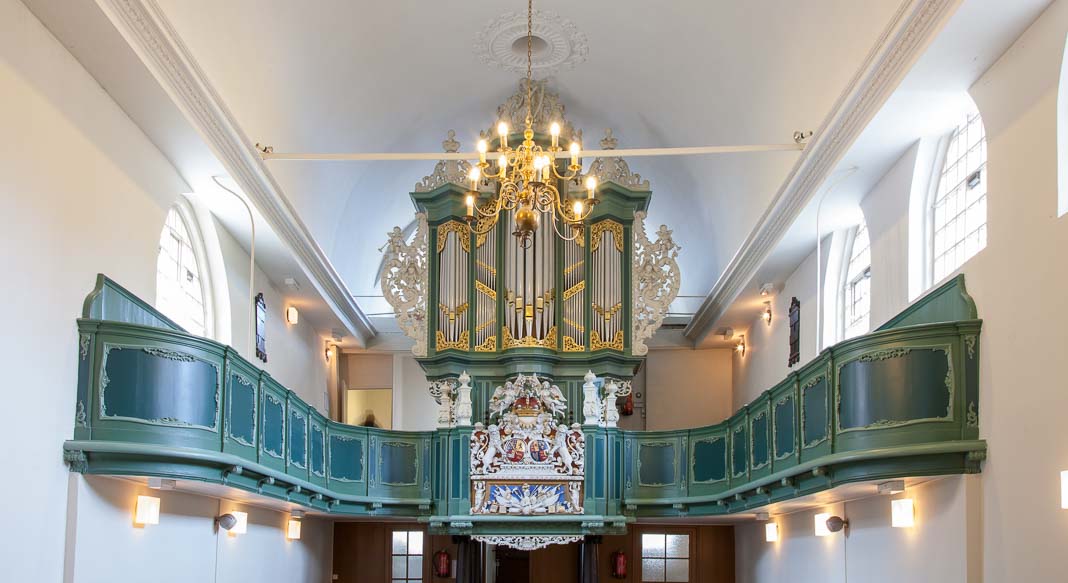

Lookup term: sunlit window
[391,530,424,582]
[843,222,871,339]
[156,207,209,336]
[641,533,689,582]
[932,108,987,283]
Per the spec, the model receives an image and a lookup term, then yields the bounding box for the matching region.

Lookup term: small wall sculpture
[470,373,585,514]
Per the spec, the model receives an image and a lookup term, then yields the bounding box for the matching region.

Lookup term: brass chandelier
[462,0,598,248]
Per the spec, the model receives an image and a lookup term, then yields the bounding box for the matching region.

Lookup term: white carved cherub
[567,481,584,513]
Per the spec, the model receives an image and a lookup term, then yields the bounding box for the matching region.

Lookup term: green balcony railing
[64,274,985,527]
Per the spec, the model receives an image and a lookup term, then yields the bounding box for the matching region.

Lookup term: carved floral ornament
[379,214,429,356]
[472,535,584,551]
[632,212,682,356]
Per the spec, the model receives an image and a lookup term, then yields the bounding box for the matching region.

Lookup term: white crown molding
[95,0,375,345]
[683,0,960,344]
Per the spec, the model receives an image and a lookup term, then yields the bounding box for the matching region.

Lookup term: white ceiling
[150,0,903,310]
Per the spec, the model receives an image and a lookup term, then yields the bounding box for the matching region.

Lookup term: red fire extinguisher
[433,549,451,578]
[621,392,634,416]
[611,549,627,579]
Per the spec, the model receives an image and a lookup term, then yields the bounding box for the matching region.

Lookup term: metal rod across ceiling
[257,143,805,162]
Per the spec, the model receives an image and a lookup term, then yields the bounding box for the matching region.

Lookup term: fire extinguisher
[611,549,627,579]
[433,549,451,578]
[621,392,634,416]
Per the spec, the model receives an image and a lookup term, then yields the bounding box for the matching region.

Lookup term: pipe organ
[382,80,680,382]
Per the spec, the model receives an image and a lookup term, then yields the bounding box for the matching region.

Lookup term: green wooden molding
[878,274,977,330]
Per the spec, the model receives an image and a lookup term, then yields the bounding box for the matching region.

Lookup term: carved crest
[486,79,576,140]
[580,129,651,191]
[632,212,681,356]
[380,215,429,356]
[414,131,475,193]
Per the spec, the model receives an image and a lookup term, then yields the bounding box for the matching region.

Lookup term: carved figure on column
[454,371,473,426]
[632,212,681,356]
[581,370,602,426]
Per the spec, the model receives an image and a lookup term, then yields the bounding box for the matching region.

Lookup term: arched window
[842,221,871,339]
[932,108,987,283]
[156,205,211,337]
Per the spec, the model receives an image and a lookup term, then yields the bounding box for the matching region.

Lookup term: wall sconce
[285,306,299,325]
[815,513,847,536]
[1061,470,1068,509]
[762,301,772,326]
[287,511,303,540]
[325,345,336,361]
[735,335,746,357]
[891,498,915,528]
[760,282,775,296]
[217,511,247,535]
[765,522,779,542]
[877,480,906,495]
[134,495,160,525]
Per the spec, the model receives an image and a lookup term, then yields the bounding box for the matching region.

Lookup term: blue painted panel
[692,438,726,483]
[288,411,307,468]
[261,394,285,458]
[101,346,217,429]
[802,379,829,447]
[751,413,769,468]
[227,373,256,446]
[773,396,795,458]
[310,424,326,477]
[329,435,363,482]
[838,348,951,429]
[381,441,418,486]
[638,442,676,487]
[731,428,747,477]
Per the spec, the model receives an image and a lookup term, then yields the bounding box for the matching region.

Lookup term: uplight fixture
[134,495,160,526]
[814,513,832,537]
[891,498,915,528]
[285,306,299,325]
[762,301,772,326]
[229,511,248,535]
[765,522,779,542]
[736,335,746,357]
[287,518,302,540]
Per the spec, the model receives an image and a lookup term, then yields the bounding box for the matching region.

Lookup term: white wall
[0,2,332,580]
[392,353,437,431]
[644,348,733,430]
[68,476,332,583]
[733,0,1068,579]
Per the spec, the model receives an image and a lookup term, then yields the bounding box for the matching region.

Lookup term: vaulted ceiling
[150,0,903,318]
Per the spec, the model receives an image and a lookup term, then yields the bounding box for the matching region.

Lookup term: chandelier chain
[526,0,533,127]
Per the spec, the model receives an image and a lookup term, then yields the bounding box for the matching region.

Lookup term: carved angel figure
[488,381,518,419]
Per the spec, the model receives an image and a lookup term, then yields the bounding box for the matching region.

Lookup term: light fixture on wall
[814,513,847,536]
[735,334,746,357]
[1060,470,1068,509]
[216,511,247,535]
[762,301,773,326]
[325,344,336,362]
[285,306,299,325]
[765,522,779,542]
[877,480,906,495]
[134,495,160,526]
[891,498,915,528]
[287,511,303,540]
[760,282,775,296]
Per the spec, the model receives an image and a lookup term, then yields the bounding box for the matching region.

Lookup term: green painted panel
[450,437,462,498]
[83,274,184,331]
[731,427,747,477]
[380,441,418,486]
[802,379,829,447]
[261,394,285,458]
[638,442,675,487]
[310,424,326,477]
[692,438,726,483]
[751,413,769,469]
[838,347,952,430]
[288,410,307,468]
[227,373,256,446]
[329,435,363,482]
[773,396,795,458]
[101,346,218,430]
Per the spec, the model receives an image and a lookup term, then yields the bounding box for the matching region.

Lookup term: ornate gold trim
[563,336,585,352]
[437,221,471,253]
[592,302,622,321]
[590,220,624,253]
[476,260,497,276]
[562,281,586,301]
[474,335,497,352]
[436,330,470,351]
[475,318,496,333]
[590,329,624,351]
[502,326,558,350]
[438,302,469,322]
[563,260,584,275]
[563,317,585,333]
[475,280,497,300]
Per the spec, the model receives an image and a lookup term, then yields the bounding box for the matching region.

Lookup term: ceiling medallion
[474,9,589,76]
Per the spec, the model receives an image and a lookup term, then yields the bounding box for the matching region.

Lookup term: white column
[603,380,620,428]
[455,370,473,427]
[581,370,601,426]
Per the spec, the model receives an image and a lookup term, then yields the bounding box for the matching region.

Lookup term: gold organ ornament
[462,0,598,248]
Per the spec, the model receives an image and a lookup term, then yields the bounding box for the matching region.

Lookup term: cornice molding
[95,0,375,345]
[683,0,960,344]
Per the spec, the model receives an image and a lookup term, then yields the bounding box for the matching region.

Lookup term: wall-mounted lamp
[134,495,160,526]
[765,522,779,542]
[814,513,847,536]
[891,498,915,528]
[762,301,773,326]
[877,480,906,495]
[287,510,303,540]
[285,306,299,325]
[759,282,775,296]
[217,511,247,535]
[325,345,336,361]
[735,335,746,357]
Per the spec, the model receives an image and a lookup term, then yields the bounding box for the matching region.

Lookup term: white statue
[482,424,502,472]
[454,371,473,426]
[604,380,620,428]
[428,379,455,428]
[581,370,601,426]
[567,481,584,513]
[552,424,575,474]
[472,480,487,511]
